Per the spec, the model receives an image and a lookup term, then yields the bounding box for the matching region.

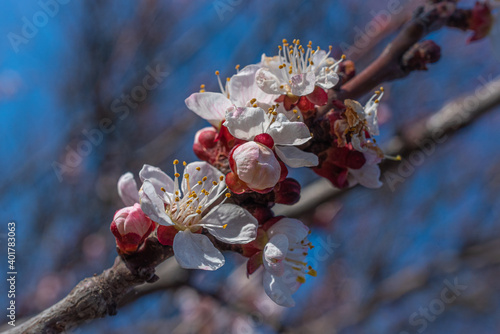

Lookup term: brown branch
[319,1,455,117]
[8,238,173,334]
[276,75,500,218]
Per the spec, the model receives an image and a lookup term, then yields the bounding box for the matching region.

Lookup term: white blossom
[185,65,277,128]
[262,218,316,307]
[256,39,343,97]
[139,161,258,270]
[224,106,318,168]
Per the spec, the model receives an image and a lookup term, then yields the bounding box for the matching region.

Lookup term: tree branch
[319,1,455,117]
[276,75,500,218]
[8,238,173,334]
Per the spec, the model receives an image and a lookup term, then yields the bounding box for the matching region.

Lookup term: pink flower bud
[157,225,178,246]
[110,203,155,254]
[229,142,281,193]
[193,127,218,162]
[254,133,274,149]
[468,2,493,43]
[274,178,301,205]
[195,127,217,149]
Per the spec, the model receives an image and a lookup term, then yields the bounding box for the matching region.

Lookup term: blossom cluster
[110,39,387,307]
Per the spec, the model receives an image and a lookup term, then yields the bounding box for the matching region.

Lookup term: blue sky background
[1,0,500,333]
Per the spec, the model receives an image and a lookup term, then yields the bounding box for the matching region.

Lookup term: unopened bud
[110,203,155,254]
[274,178,301,205]
[193,127,218,162]
[229,142,281,193]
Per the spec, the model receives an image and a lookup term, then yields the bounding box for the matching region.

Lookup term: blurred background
[1,0,500,333]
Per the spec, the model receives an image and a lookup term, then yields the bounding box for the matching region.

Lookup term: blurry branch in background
[321,0,462,113]
[284,236,500,334]
[276,75,500,218]
[7,239,173,334]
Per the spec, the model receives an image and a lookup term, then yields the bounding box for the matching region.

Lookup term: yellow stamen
[307,269,317,277]
[173,159,179,165]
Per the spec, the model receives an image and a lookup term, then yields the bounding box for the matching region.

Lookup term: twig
[319,1,455,116]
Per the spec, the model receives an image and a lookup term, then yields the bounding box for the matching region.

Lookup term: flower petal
[173,230,225,270]
[311,50,328,68]
[139,180,174,226]
[224,107,270,141]
[255,68,286,95]
[267,113,312,146]
[315,68,339,90]
[185,92,233,128]
[263,271,295,307]
[364,101,380,136]
[228,64,278,106]
[139,164,175,198]
[290,72,316,96]
[117,172,139,206]
[267,218,309,245]
[348,163,382,189]
[263,234,288,276]
[201,204,258,244]
[275,146,319,168]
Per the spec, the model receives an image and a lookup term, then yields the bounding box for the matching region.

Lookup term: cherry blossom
[139,161,258,270]
[262,218,316,307]
[185,65,277,128]
[224,106,318,168]
[110,203,155,254]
